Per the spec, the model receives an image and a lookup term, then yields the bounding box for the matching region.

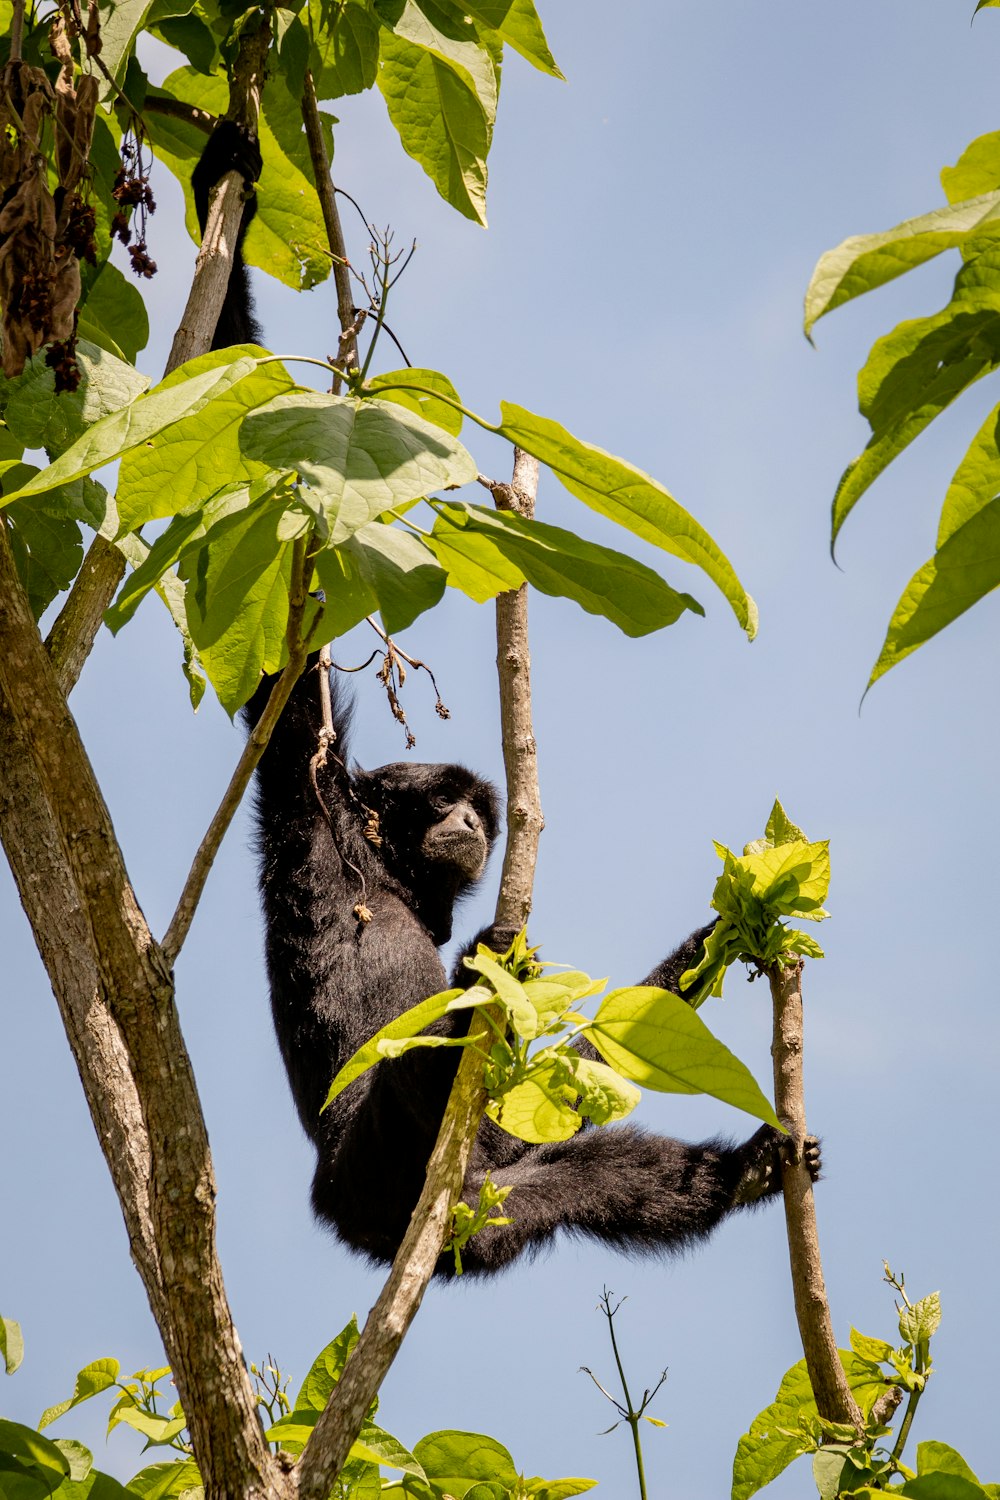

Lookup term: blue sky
[3,3,1000,1496]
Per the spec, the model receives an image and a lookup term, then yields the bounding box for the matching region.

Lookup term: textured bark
[769,958,863,1428]
[492,448,542,928]
[0,523,285,1500]
[294,450,545,1498]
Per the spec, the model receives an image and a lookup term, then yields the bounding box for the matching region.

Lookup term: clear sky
[3,3,999,1496]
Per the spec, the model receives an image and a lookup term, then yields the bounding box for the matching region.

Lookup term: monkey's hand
[192,121,264,231]
[732,1124,822,1206]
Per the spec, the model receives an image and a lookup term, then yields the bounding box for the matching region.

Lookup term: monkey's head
[354,761,500,939]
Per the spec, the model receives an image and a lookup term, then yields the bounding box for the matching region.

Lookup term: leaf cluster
[0,1314,593,1499]
[805,106,1000,685]
[325,927,782,1143]
[678,799,830,1006]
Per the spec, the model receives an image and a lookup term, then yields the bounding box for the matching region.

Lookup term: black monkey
[241,660,819,1275]
[193,125,820,1274]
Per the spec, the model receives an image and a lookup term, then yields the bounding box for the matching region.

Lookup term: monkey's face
[357,762,500,890]
[420,796,491,879]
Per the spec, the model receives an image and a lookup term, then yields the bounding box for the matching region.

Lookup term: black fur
[192,124,819,1276]
[242,661,817,1276]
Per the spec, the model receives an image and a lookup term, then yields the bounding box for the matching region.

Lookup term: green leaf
[737,839,831,916]
[109,1406,187,1446]
[0,1316,24,1374]
[586,987,781,1127]
[377,27,491,224]
[867,495,1000,687]
[124,1459,202,1499]
[5,493,85,620]
[378,0,498,121]
[463,950,538,1034]
[52,1439,93,1482]
[2,341,150,459]
[106,484,257,631]
[937,401,1000,546]
[0,1419,71,1485]
[294,1317,360,1413]
[342,524,447,633]
[488,1062,582,1142]
[899,1292,942,1345]
[38,1359,120,1430]
[0,353,260,508]
[804,191,1000,335]
[324,990,466,1108]
[831,244,1000,547]
[116,360,295,530]
[78,262,150,363]
[849,1328,894,1364]
[351,1422,426,1478]
[115,532,207,710]
[496,403,756,636]
[312,545,379,637]
[430,501,704,635]
[899,1480,990,1500]
[366,369,464,436]
[733,1355,892,1500]
[410,1430,518,1496]
[310,0,381,96]
[182,502,297,715]
[916,1445,983,1486]
[942,132,1000,204]
[240,392,478,542]
[462,0,561,76]
[97,0,156,83]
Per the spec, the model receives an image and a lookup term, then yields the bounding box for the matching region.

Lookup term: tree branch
[294,450,544,1498]
[0,522,285,1497]
[300,67,359,390]
[162,535,322,965]
[769,958,863,1428]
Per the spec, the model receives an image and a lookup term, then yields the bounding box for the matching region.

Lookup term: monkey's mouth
[421,826,488,880]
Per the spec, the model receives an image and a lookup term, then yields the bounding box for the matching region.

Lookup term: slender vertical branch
[301,68,359,390]
[769,958,862,1428]
[10,0,24,62]
[162,535,323,965]
[294,449,545,1499]
[485,447,543,927]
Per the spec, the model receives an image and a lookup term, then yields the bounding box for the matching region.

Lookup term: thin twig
[769,958,863,1428]
[301,68,358,390]
[293,449,545,1497]
[10,0,24,61]
[161,536,322,966]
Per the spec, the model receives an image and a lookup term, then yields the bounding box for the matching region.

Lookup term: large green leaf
[430,500,704,635]
[182,502,297,714]
[240,392,477,542]
[0,1419,70,1487]
[408,1431,518,1498]
[3,340,150,458]
[116,360,295,530]
[585,988,780,1127]
[868,492,1000,686]
[496,404,756,635]
[78,262,150,363]
[377,27,491,224]
[832,244,1000,546]
[462,0,562,77]
[342,524,447,632]
[310,0,380,96]
[378,0,498,120]
[0,353,260,507]
[38,1359,120,1430]
[366,368,464,435]
[733,1354,892,1500]
[124,1458,202,1498]
[941,132,1000,205]
[804,191,1000,335]
[324,989,466,1108]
